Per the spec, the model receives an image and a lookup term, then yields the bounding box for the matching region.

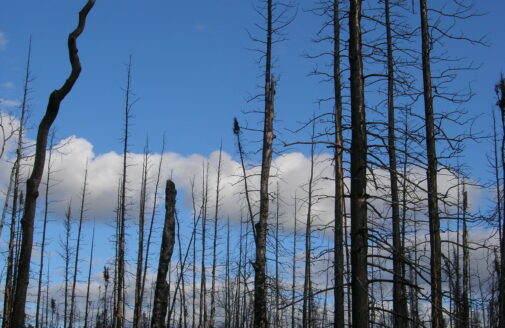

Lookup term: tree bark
[133,147,149,328]
[495,76,505,328]
[151,180,177,328]
[35,134,54,328]
[332,1,345,326]
[419,1,443,327]
[210,147,223,328]
[348,1,368,327]
[384,0,408,326]
[69,162,88,328]
[84,224,95,328]
[11,2,95,325]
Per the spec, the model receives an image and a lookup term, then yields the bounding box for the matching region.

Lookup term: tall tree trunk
[274,183,280,328]
[151,180,177,328]
[419,1,443,327]
[116,56,133,328]
[141,138,165,305]
[332,0,345,326]
[199,163,209,327]
[134,146,149,328]
[84,224,95,328]
[303,126,315,328]
[11,2,95,326]
[292,196,297,328]
[253,0,275,324]
[2,38,30,328]
[496,76,505,328]
[348,1,368,327]
[210,147,223,328]
[461,186,470,328]
[69,162,89,328]
[63,203,73,328]
[36,134,55,328]
[384,0,408,326]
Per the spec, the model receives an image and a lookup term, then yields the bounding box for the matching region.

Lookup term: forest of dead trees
[0,0,504,327]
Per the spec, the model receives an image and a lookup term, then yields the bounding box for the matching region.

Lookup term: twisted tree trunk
[11,2,95,326]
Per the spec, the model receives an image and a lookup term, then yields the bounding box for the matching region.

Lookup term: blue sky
[0,0,504,163]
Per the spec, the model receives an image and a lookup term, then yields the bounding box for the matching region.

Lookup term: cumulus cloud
[0,130,486,236]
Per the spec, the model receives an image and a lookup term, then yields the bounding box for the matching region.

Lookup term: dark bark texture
[151,180,177,328]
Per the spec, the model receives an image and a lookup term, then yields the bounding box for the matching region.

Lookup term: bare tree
[35,133,55,328]
[419,1,442,326]
[210,146,223,328]
[133,144,149,328]
[2,37,31,328]
[496,76,505,328]
[348,1,368,328]
[11,2,95,325]
[69,161,89,328]
[151,180,177,328]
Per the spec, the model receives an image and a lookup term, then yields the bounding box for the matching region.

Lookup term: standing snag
[151,180,177,328]
[11,1,95,326]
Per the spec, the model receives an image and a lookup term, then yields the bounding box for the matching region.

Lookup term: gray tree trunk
[151,180,177,328]
[348,1,369,327]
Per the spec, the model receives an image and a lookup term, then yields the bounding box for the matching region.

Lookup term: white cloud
[0,98,20,109]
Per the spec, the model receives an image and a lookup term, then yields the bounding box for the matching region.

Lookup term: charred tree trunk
[11,2,95,325]
[253,0,275,325]
[84,224,95,328]
[210,147,223,328]
[2,38,30,328]
[303,127,315,328]
[495,76,505,328]
[151,180,177,328]
[69,162,88,328]
[348,1,368,327]
[332,0,345,326]
[384,0,408,326]
[116,55,133,328]
[419,1,443,327]
[35,134,55,328]
[133,146,149,328]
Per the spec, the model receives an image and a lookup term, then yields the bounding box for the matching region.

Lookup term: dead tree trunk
[11,2,95,326]
[252,0,275,325]
[384,0,408,326]
[151,180,177,328]
[302,125,315,328]
[35,134,55,328]
[133,146,149,328]
[69,162,89,328]
[2,38,30,328]
[419,1,443,327]
[116,55,133,328]
[84,224,95,328]
[495,76,505,328]
[332,1,345,326]
[63,203,73,328]
[210,147,223,328]
[348,1,368,327]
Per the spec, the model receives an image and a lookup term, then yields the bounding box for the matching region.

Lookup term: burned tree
[11,1,95,325]
[151,180,177,328]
